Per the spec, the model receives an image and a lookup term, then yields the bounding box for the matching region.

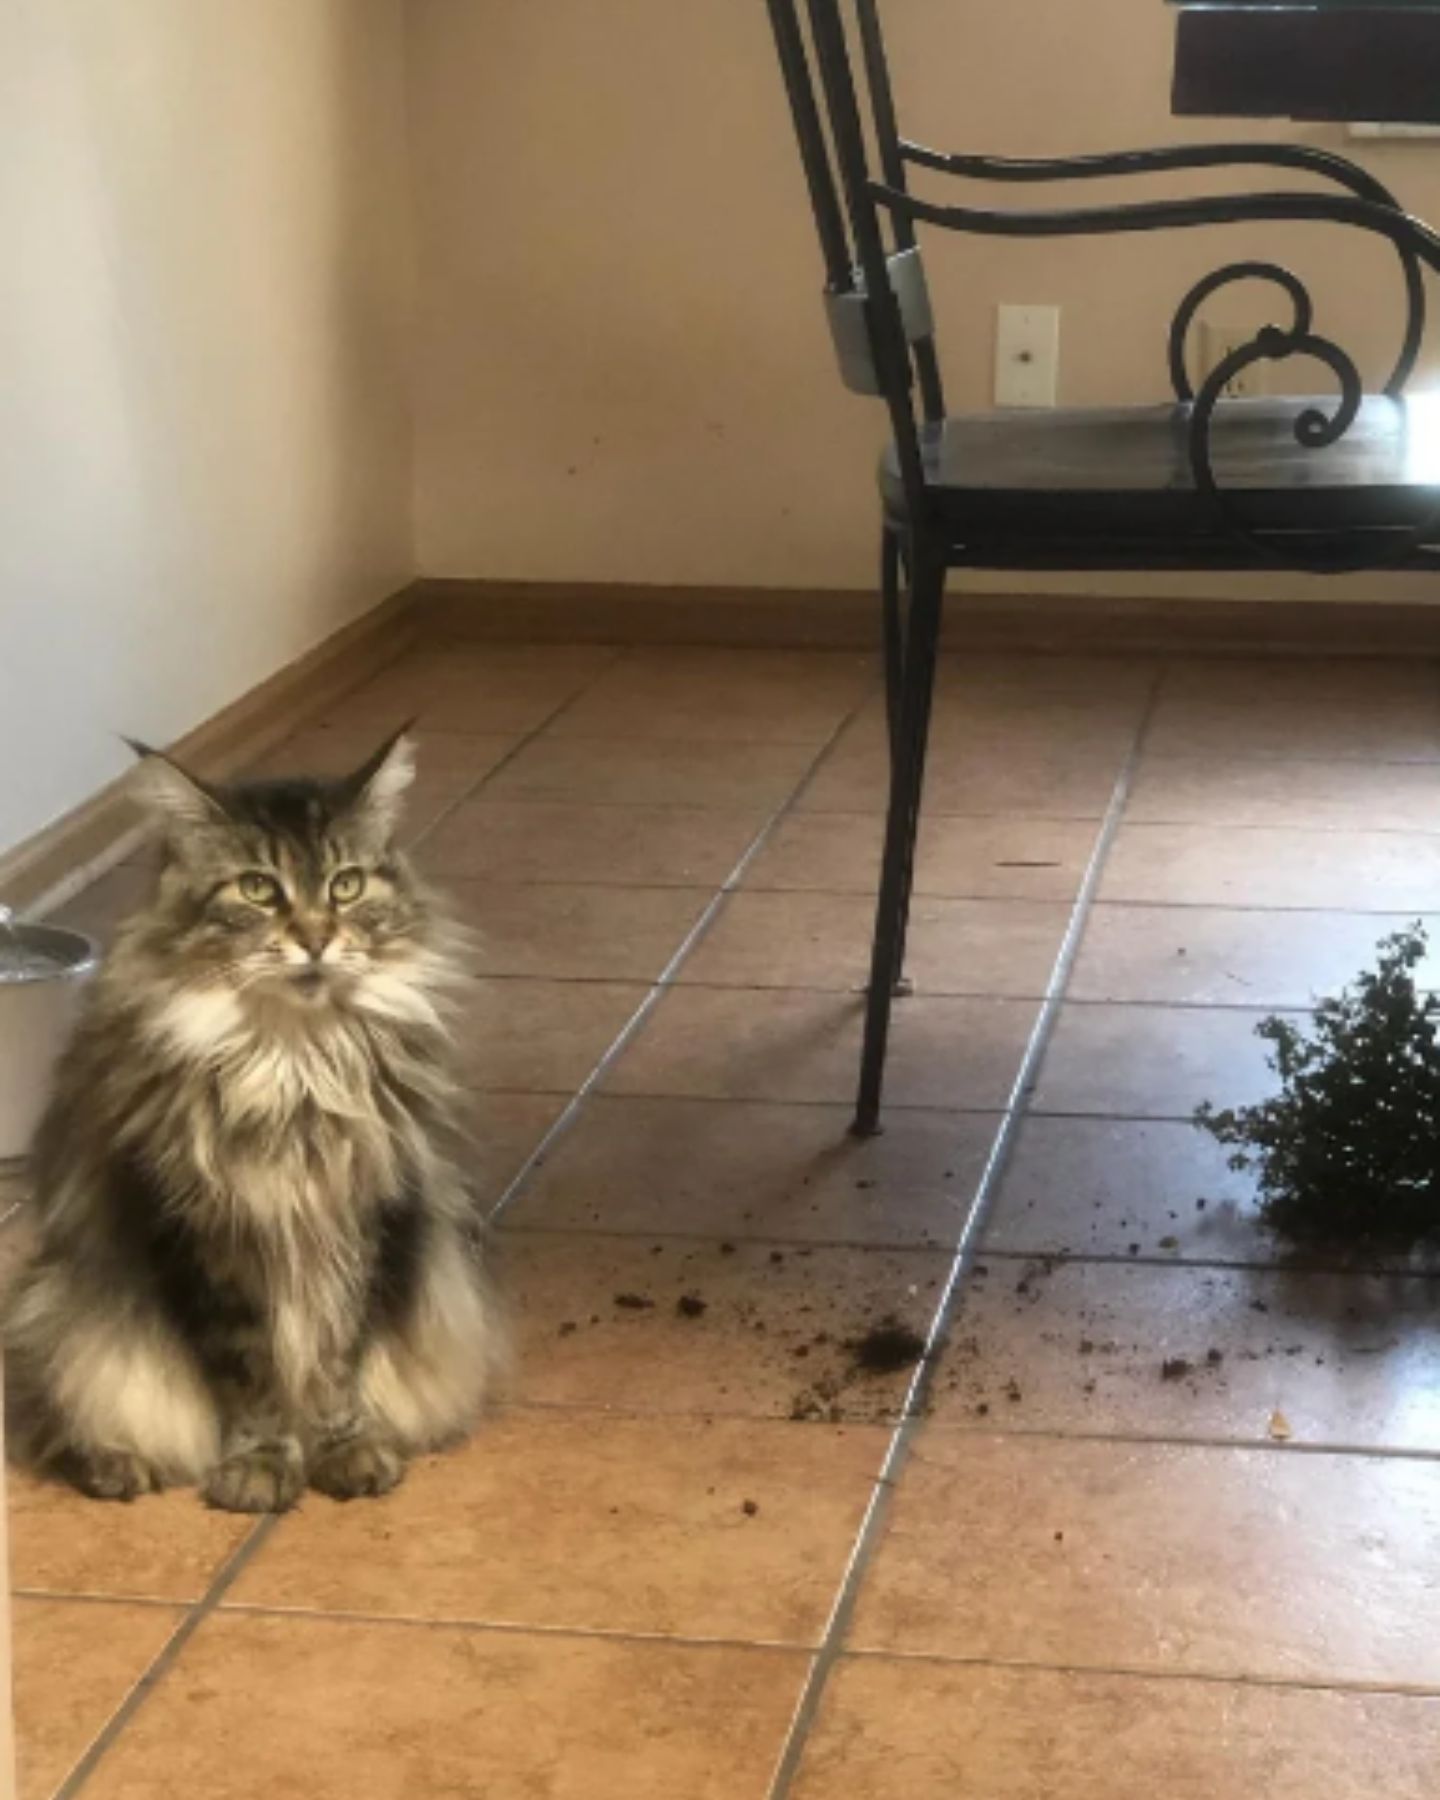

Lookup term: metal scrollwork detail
[1170,264,1385,571]
[1168,261,1313,403]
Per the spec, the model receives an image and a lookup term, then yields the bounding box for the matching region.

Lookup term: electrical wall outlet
[994,304,1059,407]
[1201,320,1266,399]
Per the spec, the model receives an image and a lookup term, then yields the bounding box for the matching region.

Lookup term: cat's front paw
[203,1447,305,1514]
[65,1448,162,1503]
[309,1437,405,1501]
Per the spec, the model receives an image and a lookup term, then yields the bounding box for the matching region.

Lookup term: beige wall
[407,0,1440,598]
[0,0,413,853]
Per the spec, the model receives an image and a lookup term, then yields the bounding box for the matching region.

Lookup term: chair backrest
[764,0,937,519]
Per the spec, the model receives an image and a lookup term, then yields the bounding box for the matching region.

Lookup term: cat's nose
[292,925,333,963]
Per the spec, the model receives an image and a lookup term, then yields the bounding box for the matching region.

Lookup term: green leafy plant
[1195,925,1440,1250]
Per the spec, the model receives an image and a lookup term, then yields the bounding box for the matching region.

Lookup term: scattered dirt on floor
[788,1313,928,1421]
[848,1316,927,1375]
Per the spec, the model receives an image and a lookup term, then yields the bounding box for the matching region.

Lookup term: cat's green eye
[330,868,367,906]
[238,871,282,908]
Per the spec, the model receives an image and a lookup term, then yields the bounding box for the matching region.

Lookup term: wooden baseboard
[412,578,878,649]
[0,590,418,917]
[411,577,1440,657]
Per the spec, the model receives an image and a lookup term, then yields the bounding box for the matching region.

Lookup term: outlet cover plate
[994,304,1059,408]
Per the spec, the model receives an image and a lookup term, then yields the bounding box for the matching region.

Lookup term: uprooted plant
[1195,924,1440,1251]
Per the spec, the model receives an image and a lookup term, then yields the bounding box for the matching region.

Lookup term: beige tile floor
[11,639,1440,1796]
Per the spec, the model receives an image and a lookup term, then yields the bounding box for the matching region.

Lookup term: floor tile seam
[459,968,1322,1011]
[210,1600,819,1655]
[835,1643,1440,1701]
[634,981,1314,1012]
[302,722,588,745]
[1019,1105,1237,1123]
[520,729,872,748]
[520,1089,1360,1129]
[49,1515,279,1800]
[406,649,629,852]
[481,1395,912,1430]
[797,807,1114,826]
[485,1396,894,1428]
[481,1388,1440,1465]
[450,880,1102,904]
[464,1089,1243,1125]
[970,1246,1440,1279]
[1114,816,1440,839]
[901,1422,1440,1465]
[733,888,1440,916]
[494,1224,1440,1280]
[10,1589,191,1611]
[423,795,1440,836]
[1137,749,1440,771]
[1080,897,1440,919]
[482,681,888,1228]
[496,1222,971,1251]
[1119,814,1440,836]
[465,1086,1014,1111]
[762,666,1172,1798]
[444,877,732,896]
[813,807,1440,841]
[465,794,863,818]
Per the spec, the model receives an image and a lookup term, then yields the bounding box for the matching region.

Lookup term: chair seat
[880,394,1440,563]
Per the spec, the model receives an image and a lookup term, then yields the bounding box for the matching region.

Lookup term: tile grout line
[953,1245,1438,1278]
[191,1604,1440,1699]
[431,875,1440,924]
[405,646,631,854]
[12,1589,195,1610]
[785,807,1440,840]
[214,1601,812,1656]
[838,1643,1440,1701]
[900,1422,1440,1464]
[742,891,1440,918]
[463,970,1326,1014]
[484,684,888,1227]
[175,1598,1440,1701]
[481,1397,1440,1465]
[32,1589,1440,1704]
[51,1516,281,1800]
[762,662,1171,1799]
[495,1219,1439,1280]
[453,1083,1290,1125]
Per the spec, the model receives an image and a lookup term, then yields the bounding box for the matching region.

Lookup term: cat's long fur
[4,732,499,1510]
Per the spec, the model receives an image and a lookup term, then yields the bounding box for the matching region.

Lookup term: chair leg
[880,527,927,997]
[853,541,946,1137]
[888,556,942,998]
[880,527,903,764]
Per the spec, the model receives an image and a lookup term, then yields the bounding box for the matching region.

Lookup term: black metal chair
[764,0,1440,1136]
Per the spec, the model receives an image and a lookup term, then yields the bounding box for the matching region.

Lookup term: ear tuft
[125,744,226,831]
[340,725,417,838]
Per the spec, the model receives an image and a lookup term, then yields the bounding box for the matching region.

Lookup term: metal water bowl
[0,912,98,1164]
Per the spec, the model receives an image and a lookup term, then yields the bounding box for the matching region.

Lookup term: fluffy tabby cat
[4,731,498,1510]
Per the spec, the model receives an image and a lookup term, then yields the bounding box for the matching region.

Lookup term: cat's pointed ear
[124,740,229,831]
[336,724,416,839]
